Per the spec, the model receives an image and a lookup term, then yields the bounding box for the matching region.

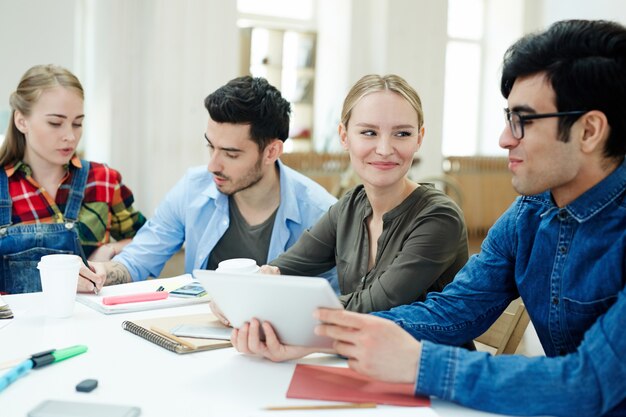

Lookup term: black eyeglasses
[503,108,587,140]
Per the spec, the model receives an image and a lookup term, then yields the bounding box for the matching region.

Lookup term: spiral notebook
[122,313,232,354]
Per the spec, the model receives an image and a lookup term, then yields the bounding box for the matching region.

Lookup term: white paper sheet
[75,274,209,314]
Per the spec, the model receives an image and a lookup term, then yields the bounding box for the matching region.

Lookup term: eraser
[76,378,98,392]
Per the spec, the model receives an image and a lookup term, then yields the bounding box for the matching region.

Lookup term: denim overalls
[0,161,89,294]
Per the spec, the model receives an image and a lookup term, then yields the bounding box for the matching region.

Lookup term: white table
[0,293,515,417]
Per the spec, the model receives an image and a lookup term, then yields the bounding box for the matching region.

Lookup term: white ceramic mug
[215,258,260,274]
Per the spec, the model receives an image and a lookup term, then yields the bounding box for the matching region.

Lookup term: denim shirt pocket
[562,295,618,347]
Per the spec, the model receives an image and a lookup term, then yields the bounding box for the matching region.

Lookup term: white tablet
[192,270,343,348]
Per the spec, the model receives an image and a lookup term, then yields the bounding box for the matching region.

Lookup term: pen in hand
[77,246,99,294]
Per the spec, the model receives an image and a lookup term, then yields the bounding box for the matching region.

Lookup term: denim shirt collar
[530,159,626,223]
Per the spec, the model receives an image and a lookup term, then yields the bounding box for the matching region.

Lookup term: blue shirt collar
[201,159,302,224]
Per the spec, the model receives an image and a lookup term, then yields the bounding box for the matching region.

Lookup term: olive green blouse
[270,184,469,313]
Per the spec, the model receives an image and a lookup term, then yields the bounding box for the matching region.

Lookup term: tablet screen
[193,270,343,348]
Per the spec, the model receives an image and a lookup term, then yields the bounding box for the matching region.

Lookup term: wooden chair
[474,298,530,355]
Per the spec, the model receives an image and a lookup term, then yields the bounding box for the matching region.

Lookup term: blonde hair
[0,64,84,166]
[340,74,424,128]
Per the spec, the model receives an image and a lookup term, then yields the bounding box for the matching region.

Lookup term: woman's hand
[87,244,117,262]
[209,300,230,327]
[231,318,318,362]
[259,265,281,275]
[77,262,106,293]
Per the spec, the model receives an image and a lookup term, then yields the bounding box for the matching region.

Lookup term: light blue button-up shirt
[375,160,626,417]
[115,160,337,283]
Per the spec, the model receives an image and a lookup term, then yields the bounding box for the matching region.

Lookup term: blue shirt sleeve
[417,285,626,416]
[373,198,626,416]
[114,171,189,280]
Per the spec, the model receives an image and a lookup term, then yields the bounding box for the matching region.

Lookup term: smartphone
[169,282,207,298]
[170,323,232,340]
[28,400,140,417]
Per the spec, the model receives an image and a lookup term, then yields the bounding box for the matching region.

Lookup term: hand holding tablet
[193,270,343,348]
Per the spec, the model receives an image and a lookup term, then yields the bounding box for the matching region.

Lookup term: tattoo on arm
[105,262,132,286]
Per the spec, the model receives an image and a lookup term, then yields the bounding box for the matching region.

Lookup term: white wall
[314,0,448,180]
[542,0,626,24]
[80,0,238,216]
[0,0,78,135]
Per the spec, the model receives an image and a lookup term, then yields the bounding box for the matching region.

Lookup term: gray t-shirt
[207,198,278,270]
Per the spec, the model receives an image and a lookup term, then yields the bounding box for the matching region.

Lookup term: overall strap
[63,160,90,222]
[0,169,12,228]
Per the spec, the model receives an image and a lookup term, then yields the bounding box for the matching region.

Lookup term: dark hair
[501,19,626,159]
[204,76,291,149]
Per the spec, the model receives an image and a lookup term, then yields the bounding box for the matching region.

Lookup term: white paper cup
[37,254,82,318]
[216,258,260,274]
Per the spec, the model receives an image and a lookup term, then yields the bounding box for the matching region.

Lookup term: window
[442,0,525,156]
[442,0,484,156]
[238,0,317,152]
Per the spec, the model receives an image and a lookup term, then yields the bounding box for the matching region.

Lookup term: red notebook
[286,364,430,407]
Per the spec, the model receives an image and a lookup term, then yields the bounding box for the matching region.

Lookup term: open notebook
[76,274,209,314]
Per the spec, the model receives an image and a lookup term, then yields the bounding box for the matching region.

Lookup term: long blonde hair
[341,74,424,128]
[0,64,84,166]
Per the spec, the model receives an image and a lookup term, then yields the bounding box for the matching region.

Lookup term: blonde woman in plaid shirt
[0,65,145,294]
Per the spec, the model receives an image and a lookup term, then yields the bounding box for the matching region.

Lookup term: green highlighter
[31,345,88,368]
[51,345,88,364]
[0,345,88,393]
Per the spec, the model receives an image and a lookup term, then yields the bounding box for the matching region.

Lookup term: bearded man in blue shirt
[79,76,336,290]
[232,20,626,417]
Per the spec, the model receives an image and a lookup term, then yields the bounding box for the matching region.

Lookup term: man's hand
[315,308,421,384]
[231,318,318,362]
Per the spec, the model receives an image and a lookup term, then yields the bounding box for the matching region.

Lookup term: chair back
[474,298,530,355]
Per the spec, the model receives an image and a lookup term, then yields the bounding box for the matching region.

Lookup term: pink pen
[102,291,169,305]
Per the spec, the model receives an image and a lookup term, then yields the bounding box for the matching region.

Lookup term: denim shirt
[374,160,626,417]
[115,160,337,283]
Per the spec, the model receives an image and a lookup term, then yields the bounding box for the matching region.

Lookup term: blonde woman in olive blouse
[228,74,469,358]
[261,74,469,313]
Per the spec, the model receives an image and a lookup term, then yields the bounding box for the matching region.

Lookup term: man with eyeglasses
[78,76,337,289]
[234,20,626,417]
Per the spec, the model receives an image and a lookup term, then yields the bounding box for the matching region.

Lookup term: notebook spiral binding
[122,320,188,353]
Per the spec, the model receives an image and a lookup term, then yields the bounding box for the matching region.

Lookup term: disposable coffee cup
[37,254,82,318]
[216,258,260,274]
